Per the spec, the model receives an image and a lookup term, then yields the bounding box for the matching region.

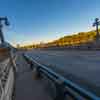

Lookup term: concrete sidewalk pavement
[15,53,52,100]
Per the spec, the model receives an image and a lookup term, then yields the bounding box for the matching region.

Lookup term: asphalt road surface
[26,49,100,96]
[15,53,52,100]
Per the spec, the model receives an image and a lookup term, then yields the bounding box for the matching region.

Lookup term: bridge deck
[15,53,52,100]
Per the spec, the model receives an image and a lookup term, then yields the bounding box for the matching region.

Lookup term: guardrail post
[32,67,41,80]
[54,83,66,100]
[27,60,34,70]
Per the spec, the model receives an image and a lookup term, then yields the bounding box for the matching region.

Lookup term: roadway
[26,49,100,96]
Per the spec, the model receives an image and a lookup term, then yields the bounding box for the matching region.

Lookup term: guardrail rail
[23,54,100,100]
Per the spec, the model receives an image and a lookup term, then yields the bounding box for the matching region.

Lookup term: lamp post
[93,18,100,42]
[0,17,9,43]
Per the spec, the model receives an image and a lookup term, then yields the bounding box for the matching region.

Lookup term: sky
[0,0,100,46]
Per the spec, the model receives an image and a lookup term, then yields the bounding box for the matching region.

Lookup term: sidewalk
[15,53,52,100]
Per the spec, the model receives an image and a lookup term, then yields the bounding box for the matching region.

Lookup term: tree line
[19,29,100,49]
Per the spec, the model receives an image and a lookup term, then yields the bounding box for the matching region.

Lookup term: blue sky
[0,0,100,46]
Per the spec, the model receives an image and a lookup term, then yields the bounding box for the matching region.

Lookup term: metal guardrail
[23,54,100,100]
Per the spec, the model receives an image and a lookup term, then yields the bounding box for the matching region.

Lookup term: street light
[93,18,100,42]
[0,17,10,43]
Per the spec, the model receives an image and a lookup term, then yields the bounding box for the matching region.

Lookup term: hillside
[20,29,100,49]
